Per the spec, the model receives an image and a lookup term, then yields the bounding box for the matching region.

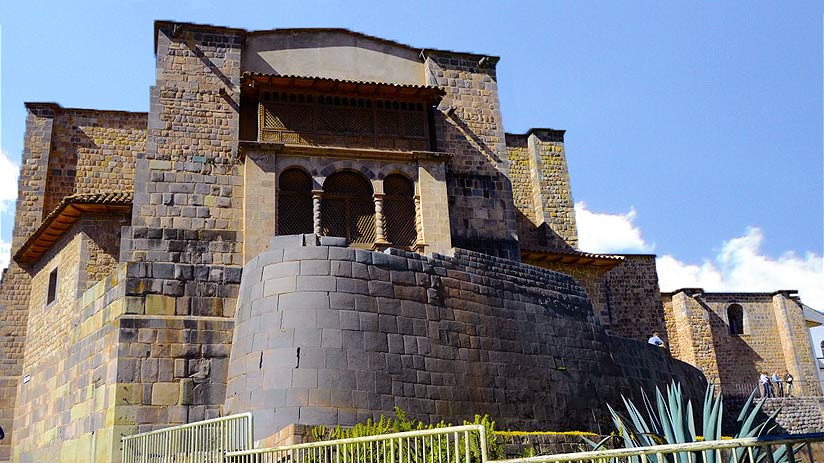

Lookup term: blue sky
[1,1,822,310]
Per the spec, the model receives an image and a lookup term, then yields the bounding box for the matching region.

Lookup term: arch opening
[728,303,745,335]
[278,168,314,236]
[322,171,375,246]
[384,174,417,248]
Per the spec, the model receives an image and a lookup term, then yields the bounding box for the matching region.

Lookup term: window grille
[383,174,417,248]
[321,172,375,247]
[259,91,430,151]
[278,168,314,236]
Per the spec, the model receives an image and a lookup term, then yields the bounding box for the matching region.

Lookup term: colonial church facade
[0,21,819,462]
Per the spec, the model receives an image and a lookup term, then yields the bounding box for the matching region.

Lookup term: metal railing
[122,412,253,463]
[488,432,824,463]
[225,424,487,463]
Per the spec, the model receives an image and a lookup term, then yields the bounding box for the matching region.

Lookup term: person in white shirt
[760,372,774,398]
[648,332,665,348]
[772,372,784,397]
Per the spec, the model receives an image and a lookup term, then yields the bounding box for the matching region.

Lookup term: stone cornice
[238,141,452,163]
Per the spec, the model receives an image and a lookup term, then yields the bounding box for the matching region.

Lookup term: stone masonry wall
[13,265,125,463]
[773,294,822,397]
[529,256,668,346]
[10,256,236,463]
[505,130,577,252]
[602,255,668,343]
[225,235,705,439]
[664,291,821,399]
[663,289,821,397]
[130,22,244,256]
[43,108,146,215]
[425,54,519,260]
[0,103,58,461]
[525,260,609,326]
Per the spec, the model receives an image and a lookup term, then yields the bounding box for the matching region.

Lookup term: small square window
[46,268,58,305]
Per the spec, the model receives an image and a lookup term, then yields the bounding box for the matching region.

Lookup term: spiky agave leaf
[641,388,664,437]
[656,386,676,444]
[607,404,647,463]
[736,388,758,423]
[622,395,660,447]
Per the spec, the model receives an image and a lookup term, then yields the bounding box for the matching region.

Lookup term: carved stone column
[312,190,323,236]
[373,193,389,245]
[414,194,425,248]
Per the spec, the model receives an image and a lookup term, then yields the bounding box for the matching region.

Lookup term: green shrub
[309,408,501,463]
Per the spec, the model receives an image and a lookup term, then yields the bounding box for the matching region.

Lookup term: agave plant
[581,381,798,463]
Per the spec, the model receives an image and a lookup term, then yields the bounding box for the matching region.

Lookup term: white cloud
[574,201,654,253]
[656,227,824,309]
[0,149,19,271]
[0,238,9,271]
[575,203,823,310]
[0,149,19,213]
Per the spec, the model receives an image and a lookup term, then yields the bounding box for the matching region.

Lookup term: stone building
[0,20,819,462]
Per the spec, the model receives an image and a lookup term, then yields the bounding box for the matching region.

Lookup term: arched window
[728,303,745,335]
[321,171,375,246]
[278,168,313,235]
[384,174,417,248]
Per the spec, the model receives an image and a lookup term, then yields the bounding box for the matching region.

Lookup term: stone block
[193,383,227,405]
[284,246,328,261]
[174,359,187,378]
[300,260,331,276]
[297,275,336,292]
[262,261,300,279]
[269,235,304,250]
[321,329,343,348]
[298,406,338,425]
[364,332,388,352]
[264,276,296,296]
[368,281,394,297]
[179,378,194,405]
[145,295,176,315]
[279,292,329,310]
[152,382,179,406]
[293,328,322,347]
[340,310,360,330]
[359,312,378,331]
[336,278,368,295]
[331,261,352,277]
[329,247,355,261]
[319,236,347,247]
[292,369,318,389]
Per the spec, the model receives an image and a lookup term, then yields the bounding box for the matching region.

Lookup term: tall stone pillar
[312,190,323,236]
[670,290,721,386]
[772,293,822,396]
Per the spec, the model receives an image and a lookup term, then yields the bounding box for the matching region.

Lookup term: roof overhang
[242,73,445,105]
[521,248,625,269]
[803,304,824,328]
[14,192,133,265]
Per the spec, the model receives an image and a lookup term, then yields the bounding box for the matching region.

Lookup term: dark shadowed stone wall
[225,235,705,439]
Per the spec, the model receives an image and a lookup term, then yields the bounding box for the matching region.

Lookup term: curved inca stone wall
[226,235,705,437]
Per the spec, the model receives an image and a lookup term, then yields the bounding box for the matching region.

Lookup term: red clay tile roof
[14,192,133,265]
[242,73,445,102]
[520,246,625,268]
